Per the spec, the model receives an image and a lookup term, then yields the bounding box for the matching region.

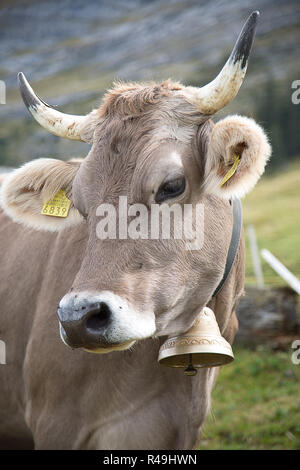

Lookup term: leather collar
[212,198,242,298]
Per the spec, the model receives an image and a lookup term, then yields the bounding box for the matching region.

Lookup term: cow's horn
[18,72,87,141]
[184,11,259,115]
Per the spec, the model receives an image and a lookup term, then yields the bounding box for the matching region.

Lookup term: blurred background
[0,0,299,450]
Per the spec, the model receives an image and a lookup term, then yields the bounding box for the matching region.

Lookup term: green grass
[199,346,300,450]
[243,160,300,286]
[201,165,300,449]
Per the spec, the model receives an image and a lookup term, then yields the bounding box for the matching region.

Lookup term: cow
[0,11,271,450]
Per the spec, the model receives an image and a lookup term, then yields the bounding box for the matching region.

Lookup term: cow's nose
[57,299,112,348]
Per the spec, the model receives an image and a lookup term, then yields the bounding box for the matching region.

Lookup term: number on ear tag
[41,189,71,218]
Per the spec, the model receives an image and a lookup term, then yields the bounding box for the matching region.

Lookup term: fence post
[0,340,6,365]
[247,225,264,289]
[0,80,6,104]
[261,249,300,294]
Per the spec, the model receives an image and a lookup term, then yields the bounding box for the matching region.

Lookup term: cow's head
[1,12,271,353]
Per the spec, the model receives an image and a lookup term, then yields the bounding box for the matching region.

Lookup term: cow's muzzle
[57,299,113,349]
[57,291,156,352]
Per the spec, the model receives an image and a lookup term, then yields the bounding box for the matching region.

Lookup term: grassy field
[199,163,300,450]
[243,160,300,287]
[199,346,300,450]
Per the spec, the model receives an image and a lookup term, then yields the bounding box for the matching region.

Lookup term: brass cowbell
[158,307,234,375]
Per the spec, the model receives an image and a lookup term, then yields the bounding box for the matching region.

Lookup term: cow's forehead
[90,80,207,164]
[98,79,185,118]
[97,80,206,133]
[74,81,208,205]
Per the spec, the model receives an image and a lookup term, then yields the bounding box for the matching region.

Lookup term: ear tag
[220,154,240,187]
[41,189,71,218]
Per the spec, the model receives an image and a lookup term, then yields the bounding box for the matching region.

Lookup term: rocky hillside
[0,0,299,166]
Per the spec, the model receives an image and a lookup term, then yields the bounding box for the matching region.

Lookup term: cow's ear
[0,158,84,231]
[203,115,271,199]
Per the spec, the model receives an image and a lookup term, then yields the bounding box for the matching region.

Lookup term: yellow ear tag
[41,189,71,218]
[220,154,241,188]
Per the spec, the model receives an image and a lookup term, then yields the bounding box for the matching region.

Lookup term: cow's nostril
[85,303,111,331]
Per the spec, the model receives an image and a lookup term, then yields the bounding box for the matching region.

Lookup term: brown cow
[0,12,271,449]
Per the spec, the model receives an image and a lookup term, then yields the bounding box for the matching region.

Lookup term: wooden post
[247,225,264,289]
[0,80,6,104]
[0,340,6,365]
[261,249,300,295]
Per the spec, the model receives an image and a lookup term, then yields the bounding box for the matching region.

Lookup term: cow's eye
[155,176,186,203]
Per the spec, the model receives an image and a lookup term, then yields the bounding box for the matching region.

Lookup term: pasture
[201,161,300,450]
[200,345,300,450]
[243,161,300,286]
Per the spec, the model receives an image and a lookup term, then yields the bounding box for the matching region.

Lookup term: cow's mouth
[82,341,135,354]
[59,322,135,353]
